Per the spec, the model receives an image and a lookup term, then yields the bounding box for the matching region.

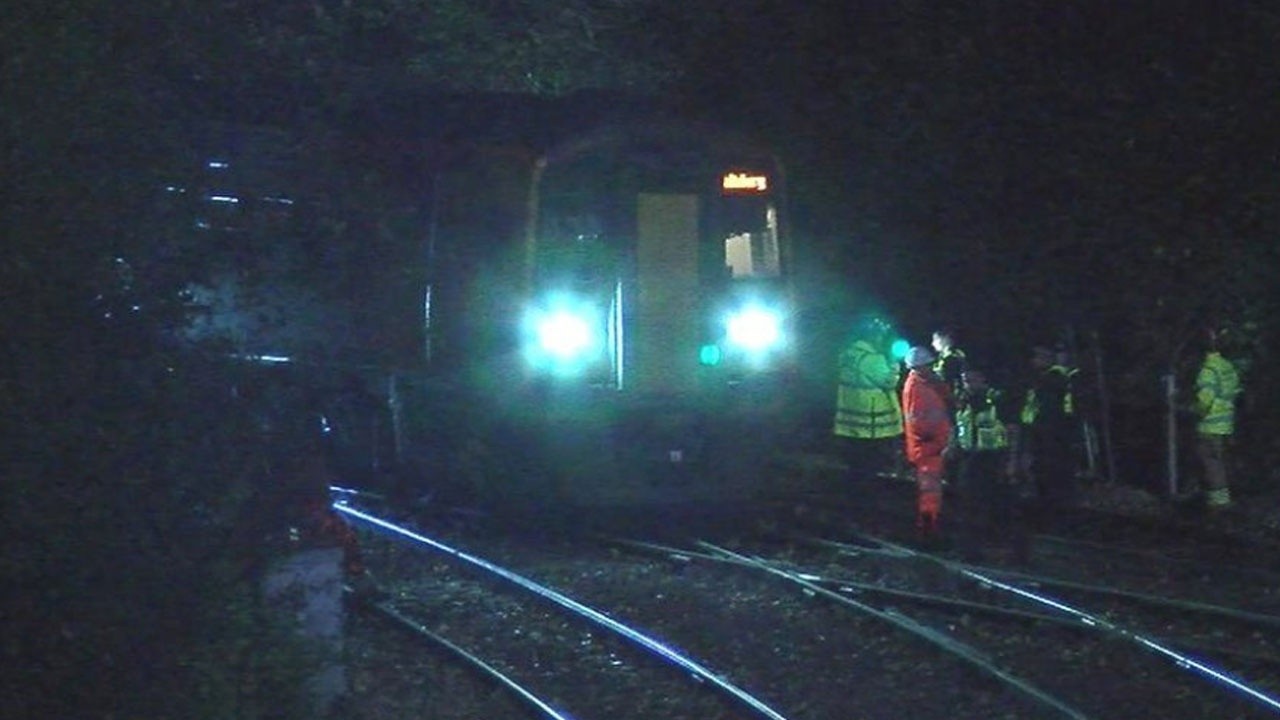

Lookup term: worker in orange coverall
[901,345,954,542]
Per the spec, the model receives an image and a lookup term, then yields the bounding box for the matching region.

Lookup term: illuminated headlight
[536,310,595,360]
[726,306,783,352]
[523,296,605,371]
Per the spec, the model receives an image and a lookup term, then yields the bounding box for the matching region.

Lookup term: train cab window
[722,203,780,279]
[535,207,616,286]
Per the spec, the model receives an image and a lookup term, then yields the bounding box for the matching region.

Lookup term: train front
[511,123,803,507]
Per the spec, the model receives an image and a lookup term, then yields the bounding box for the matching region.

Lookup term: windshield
[719,199,780,280]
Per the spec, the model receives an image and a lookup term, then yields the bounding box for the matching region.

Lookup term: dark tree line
[677,0,1280,456]
[4,1,1278,716]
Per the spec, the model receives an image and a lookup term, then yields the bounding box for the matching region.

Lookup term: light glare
[727,307,782,351]
[537,311,593,359]
[522,294,605,374]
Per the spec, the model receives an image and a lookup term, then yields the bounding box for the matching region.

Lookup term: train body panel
[633,192,702,396]
[172,103,809,509]
[462,119,802,506]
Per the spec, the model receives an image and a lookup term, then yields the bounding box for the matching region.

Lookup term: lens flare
[726,307,782,351]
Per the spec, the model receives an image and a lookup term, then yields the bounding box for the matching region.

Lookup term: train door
[633,193,701,396]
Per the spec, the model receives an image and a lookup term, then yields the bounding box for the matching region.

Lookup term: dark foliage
[3,1,1278,716]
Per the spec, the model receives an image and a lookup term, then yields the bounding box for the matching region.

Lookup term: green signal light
[699,344,723,366]
[890,338,910,361]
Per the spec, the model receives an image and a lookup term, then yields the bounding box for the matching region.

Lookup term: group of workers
[834,317,1243,551]
[242,317,1243,714]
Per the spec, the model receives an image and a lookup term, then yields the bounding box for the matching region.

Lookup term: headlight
[523,295,605,372]
[536,310,594,360]
[726,306,783,352]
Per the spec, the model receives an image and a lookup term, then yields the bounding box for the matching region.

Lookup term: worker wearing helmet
[931,327,967,409]
[954,369,1024,558]
[833,316,904,480]
[931,326,968,461]
[1194,328,1242,510]
[1019,344,1078,519]
[901,345,953,541]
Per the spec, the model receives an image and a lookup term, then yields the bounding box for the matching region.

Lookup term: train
[172,95,814,509]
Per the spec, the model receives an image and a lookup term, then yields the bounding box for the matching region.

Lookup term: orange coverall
[902,368,953,531]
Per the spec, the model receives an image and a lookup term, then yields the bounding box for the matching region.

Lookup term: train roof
[174,75,776,162]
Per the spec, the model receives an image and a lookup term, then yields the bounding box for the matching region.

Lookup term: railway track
[342,499,1080,718]
[336,487,1280,719]
[826,529,1280,710]
[607,529,1280,719]
[339,502,789,720]
[1025,532,1280,615]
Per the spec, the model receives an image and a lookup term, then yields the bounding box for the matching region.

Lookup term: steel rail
[1034,533,1280,585]
[606,536,1071,624]
[862,533,1280,716]
[810,535,1280,629]
[696,541,1093,720]
[966,562,1280,629]
[608,537,1280,669]
[356,593,574,720]
[335,502,793,720]
[329,485,387,501]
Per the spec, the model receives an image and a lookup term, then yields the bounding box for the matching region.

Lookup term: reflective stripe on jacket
[834,339,903,439]
[957,389,1009,452]
[902,369,952,472]
[1196,351,1240,435]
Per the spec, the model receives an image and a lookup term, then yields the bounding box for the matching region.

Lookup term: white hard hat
[904,346,936,369]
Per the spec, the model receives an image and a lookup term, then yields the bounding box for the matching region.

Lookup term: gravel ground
[340,478,1280,720]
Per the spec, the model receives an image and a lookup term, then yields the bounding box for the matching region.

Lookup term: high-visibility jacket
[957,388,1010,452]
[1063,364,1079,416]
[933,347,967,403]
[1195,351,1241,436]
[902,369,952,473]
[834,339,903,439]
[1020,365,1074,427]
